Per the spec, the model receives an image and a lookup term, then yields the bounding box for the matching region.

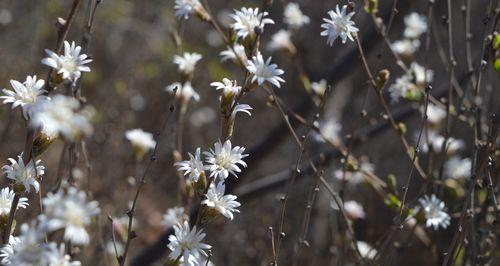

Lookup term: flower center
[64,205,86,227]
[61,57,78,73]
[215,152,233,169]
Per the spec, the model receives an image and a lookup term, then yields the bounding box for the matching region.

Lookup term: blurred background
[0,0,498,265]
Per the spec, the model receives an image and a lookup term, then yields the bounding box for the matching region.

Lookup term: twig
[119,100,176,266]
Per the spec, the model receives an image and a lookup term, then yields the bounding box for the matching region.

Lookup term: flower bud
[201,207,219,224]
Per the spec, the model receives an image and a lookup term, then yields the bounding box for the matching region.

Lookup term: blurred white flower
[173,52,202,76]
[168,221,211,266]
[356,241,377,260]
[44,243,81,266]
[2,154,45,193]
[0,187,29,216]
[388,75,412,102]
[424,103,446,124]
[175,148,205,182]
[30,95,94,141]
[41,187,100,245]
[202,181,241,220]
[418,194,450,230]
[204,140,248,180]
[229,7,274,40]
[162,207,189,229]
[105,240,124,256]
[404,12,427,39]
[0,224,45,265]
[268,30,294,53]
[0,76,47,119]
[42,41,92,82]
[189,106,216,127]
[311,79,327,96]
[321,5,359,45]
[392,39,420,55]
[219,44,247,63]
[283,3,310,29]
[0,9,12,25]
[410,62,433,85]
[174,0,202,19]
[421,131,465,154]
[246,51,285,88]
[444,156,471,179]
[314,119,342,143]
[166,82,200,102]
[125,128,156,154]
[210,78,241,97]
[334,160,374,185]
[344,200,366,220]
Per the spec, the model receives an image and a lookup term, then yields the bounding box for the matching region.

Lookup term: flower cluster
[0,186,99,264]
[1,36,98,266]
[176,140,248,182]
[0,223,82,265]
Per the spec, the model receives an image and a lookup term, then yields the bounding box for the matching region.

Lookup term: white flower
[410,62,433,85]
[166,82,200,102]
[229,7,274,40]
[283,3,310,29]
[418,194,450,230]
[179,254,214,266]
[204,140,248,180]
[219,44,247,63]
[388,74,412,102]
[210,78,241,97]
[168,221,211,266]
[173,52,202,75]
[444,156,471,179]
[344,200,366,220]
[267,30,294,52]
[2,154,45,193]
[231,104,252,118]
[246,51,285,88]
[392,39,421,55]
[41,41,92,82]
[202,181,241,220]
[314,119,342,143]
[311,79,327,96]
[0,236,21,265]
[40,187,100,245]
[175,148,205,182]
[44,243,81,266]
[321,5,359,45]
[125,129,156,153]
[0,187,29,216]
[424,103,446,124]
[0,224,45,265]
[0,76,47,119]
[356,241,377,260]
[163,207,189,229]
[30,95,94,141]
[403,12,427,39]
[174,0,201,19]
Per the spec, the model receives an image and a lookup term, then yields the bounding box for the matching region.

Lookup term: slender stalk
[2,194,20,244]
